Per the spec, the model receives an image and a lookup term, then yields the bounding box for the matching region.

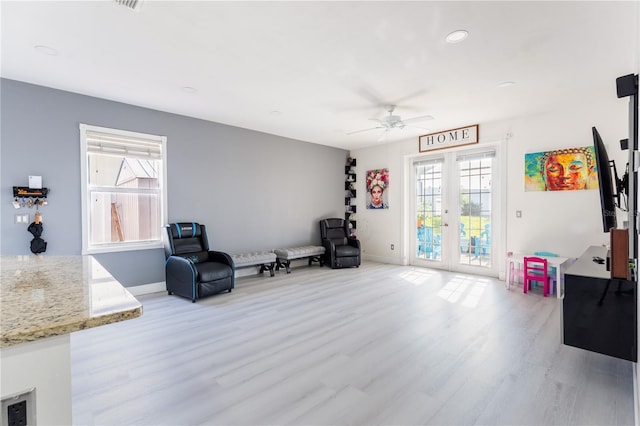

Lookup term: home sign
[419,124,479,152]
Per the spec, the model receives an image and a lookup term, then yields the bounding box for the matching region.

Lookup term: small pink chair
[523,256,550,297]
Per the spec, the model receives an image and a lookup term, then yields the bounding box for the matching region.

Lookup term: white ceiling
[1,1,637,150]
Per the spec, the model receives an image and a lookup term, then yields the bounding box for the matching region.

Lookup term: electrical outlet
[516,210,522,218]
[0,388,37,426]
[1,389,35,426]
[7,400,27,426]
[391,244,395,250]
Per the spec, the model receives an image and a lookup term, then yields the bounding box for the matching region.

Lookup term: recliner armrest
[208,251,235,270]
[166,255,197,278]
[208,251,235,289]
[347,238,361,250]
[165,255,198,301]
[321,238,336,252]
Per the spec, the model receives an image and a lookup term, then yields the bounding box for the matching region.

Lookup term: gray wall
[1,78,347,286]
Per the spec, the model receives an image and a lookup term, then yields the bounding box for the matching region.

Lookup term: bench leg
[277,256,325,273]
[309,256,323,267]
[276,258,291,273]
[258,262,276,277]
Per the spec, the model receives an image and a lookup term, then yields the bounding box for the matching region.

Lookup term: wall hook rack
[12,186,49,209]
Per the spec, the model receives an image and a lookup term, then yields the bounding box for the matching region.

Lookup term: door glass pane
[416,162,442,260]
[458,157,492,267]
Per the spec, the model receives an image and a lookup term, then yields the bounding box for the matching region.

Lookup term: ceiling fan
[348,105,434,141]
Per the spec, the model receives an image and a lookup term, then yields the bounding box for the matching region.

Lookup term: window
[80,124,167,254]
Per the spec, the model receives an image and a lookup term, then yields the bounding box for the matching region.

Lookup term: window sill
[82,241,163,255]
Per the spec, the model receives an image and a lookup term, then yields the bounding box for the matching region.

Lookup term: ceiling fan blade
[392,89,427,106]
[355,85,385,107]
[401,114,434,124]
[347,126,383,135]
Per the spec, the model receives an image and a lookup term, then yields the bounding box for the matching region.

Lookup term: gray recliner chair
[163,222,235,302]
[320,218,361,268]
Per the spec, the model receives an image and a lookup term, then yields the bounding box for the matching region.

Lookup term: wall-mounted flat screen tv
[593,126,617,233]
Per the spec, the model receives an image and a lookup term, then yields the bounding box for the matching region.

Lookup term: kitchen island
[1,255,142,425]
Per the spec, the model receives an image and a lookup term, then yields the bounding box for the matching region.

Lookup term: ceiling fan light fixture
[445,30,468,44]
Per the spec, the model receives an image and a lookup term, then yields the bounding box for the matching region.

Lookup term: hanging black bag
[27,216,47,254]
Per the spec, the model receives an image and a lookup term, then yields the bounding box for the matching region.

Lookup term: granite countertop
[1,255,142,347]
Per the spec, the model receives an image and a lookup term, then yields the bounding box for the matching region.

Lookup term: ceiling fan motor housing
[386,115,403,128]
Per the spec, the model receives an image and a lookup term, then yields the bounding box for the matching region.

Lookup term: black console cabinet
[563,246,637,361]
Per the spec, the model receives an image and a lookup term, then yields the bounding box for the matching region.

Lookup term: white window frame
[80,123,168,254]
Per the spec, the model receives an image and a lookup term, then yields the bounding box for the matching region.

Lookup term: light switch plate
[15,213,29,224]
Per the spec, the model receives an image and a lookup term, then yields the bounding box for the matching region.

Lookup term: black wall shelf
[345,158,356,233]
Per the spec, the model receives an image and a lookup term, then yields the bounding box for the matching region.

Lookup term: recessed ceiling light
[34,45,58,56]
[445,30,468,44]
[498,81,516,88]
[270,110,283,116]
[181,86,197,94]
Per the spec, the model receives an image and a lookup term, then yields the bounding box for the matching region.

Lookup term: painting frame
[525,146,598,191]
[366,168,389,209]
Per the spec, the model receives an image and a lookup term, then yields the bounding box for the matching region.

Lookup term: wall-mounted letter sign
[419,124,479,152]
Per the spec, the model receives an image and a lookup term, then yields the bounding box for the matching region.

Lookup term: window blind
[414,157,445,167]
[85,130,163,160]
[456,149,495,162]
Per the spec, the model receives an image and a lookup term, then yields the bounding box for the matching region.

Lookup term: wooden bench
[273,245,325,273]
[231,251,277,277]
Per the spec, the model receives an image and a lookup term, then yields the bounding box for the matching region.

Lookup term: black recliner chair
[320,218,361,268]
[164,222,235,302]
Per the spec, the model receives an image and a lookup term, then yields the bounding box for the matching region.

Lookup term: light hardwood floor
[71,262,635,425]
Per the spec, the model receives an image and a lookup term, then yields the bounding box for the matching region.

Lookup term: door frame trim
[402,139,506,278]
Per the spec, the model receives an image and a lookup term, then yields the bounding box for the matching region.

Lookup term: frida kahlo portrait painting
[366,168,389,209]
[525,146,599,192]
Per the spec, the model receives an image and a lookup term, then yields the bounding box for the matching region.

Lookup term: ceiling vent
[114,0,143,11]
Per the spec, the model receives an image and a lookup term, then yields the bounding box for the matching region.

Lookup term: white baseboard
[125,264,297,296]
[235,266,264,278]
[126,281,166,296]
[362,253,404,265]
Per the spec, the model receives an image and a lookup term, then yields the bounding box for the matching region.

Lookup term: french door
[412,147,498,276]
